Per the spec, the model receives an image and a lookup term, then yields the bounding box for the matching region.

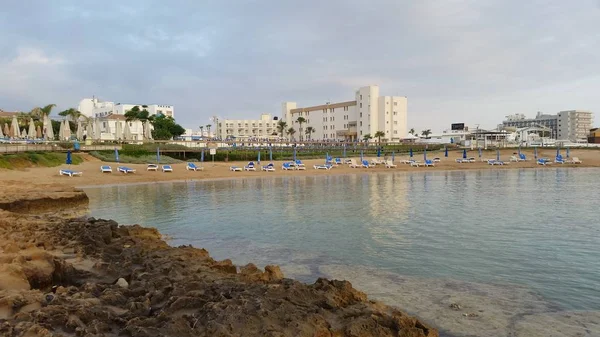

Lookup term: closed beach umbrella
[45,115,54,140]
[269,146,273,161]
[478,147,482,159]
[114,148,119,163]
[28,118,35,139]
[94,119,102,140]
[534,147,538,159]
[496,148,500,161]
[343,144,347,158]
[0,123,3,138]
[518,145,521,156]
[377,147,381,157]
[114,121,123,140]
[566,147,570,158]
[66,150,72,165]
[76,121,83,140]
[21,128,27,138]
[409,148,413,158]
[257,150,261,164]
[444,147,448,157]
[145,121,153,140]
[462,149,467,159]
[123,122,132,140]
[63,120,72,140]
[36,125,42,138]
[58,119,65,140]
[556,147,560,157]
[293,147,297,161]
[201,149,205,163]
[3,123,9,137]
[156,147,160,164]
[360,150,364,162]
[11,115,19,138]
[424,148,427,161]
[391,151,395,162]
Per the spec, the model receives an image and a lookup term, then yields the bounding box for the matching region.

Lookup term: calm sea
[84,169,600,336]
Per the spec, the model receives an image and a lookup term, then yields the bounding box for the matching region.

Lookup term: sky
[1,0,599,132]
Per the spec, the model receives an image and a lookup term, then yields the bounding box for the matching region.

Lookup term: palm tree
[287,127,296,141]
[277,120,287,138]
[409,128,415,135]
[305,126,315,141]
[296,117,306,141]
[421,129,432,138]
[363,133,373,142]
[199,126,204,136]
[206,124,211,137]
[30,104,56,120]
[374,131,385,144]
[58,108,84,122]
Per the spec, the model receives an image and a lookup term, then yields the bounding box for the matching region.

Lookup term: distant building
[214,113,281,140]
[501,110,593,142]
[588,128,600,144]
[77,98,174,119]
[282,85,408,142]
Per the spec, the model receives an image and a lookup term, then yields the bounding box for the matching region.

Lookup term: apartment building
[77,98,174,119]
[557,110,593,141]
[282,85,408,142]
[214,113,280,140]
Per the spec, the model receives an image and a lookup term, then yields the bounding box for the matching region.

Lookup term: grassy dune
[0,152,83,170]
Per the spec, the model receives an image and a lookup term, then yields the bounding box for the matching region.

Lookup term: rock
[264,265,284,281]
[116,278,129,289]
[449,303,461,310]
[62,247,76,254]
[210,259,237,274]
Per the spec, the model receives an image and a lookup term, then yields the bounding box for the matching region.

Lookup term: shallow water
[85,169,600,336]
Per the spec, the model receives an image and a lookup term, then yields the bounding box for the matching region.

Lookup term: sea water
[85,169,600,337]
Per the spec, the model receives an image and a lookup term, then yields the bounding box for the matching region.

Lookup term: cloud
[0,0,598,131]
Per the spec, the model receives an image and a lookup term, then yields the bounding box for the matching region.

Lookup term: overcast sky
[1,0,599,132]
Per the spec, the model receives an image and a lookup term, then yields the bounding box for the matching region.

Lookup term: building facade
[557,110,593,141]
[282,85,408,142]
[78,98,174,119]
[214,113,281,140]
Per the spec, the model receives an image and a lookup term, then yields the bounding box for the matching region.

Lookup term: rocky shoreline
[0,182,438,337]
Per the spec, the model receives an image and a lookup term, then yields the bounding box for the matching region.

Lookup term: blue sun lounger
[424,159,435,167]
[361,160,371,168]
[261,163,275,172]
[555,155,566,164]
[244,162,257,171]
[100,165,112,173]
[118,166,136,173]
[230,166,242,171]
[186,162,203,171]
[162,165,173,172]
[282,162,295,170]
[313,163,333,170]
[59,169,82,177]
[334,158,342,165]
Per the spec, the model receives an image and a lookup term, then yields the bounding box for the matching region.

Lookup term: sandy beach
[2,149,598,187]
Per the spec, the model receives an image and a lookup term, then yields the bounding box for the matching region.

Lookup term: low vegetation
[0,152,83,170]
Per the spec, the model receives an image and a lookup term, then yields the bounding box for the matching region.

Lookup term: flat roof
[290,100,356,114]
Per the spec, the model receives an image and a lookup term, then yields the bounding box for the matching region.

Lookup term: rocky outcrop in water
[0,183,438,337]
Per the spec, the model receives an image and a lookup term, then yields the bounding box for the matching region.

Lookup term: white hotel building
[283,85,408,142]
[215,85,408,142]
[76,97,174,141]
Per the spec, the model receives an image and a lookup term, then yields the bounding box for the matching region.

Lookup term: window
[394,121,398,125]
[330,108,334,113]
[394,102,398,106]
[393,111,398,116]
[394,130,398,134]
[360,131,363,135]
[360,103,362,108]
[360,113,362,118]
[360,121,363,126]
[360,94,362,100]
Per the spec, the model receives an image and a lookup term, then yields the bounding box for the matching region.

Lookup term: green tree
[409,128,415,135]
[205,124,212,137]
[421,129,432,137]
[125,106,153,138]
[277,120,287,138]
[305,126,315,141]
[150,115,186,140]
[199,125,204,136]
[363,133,373,142]
[374,131,385,144]
[287,127,296,141]
[296,117,306,140]
[58,108,86,122]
